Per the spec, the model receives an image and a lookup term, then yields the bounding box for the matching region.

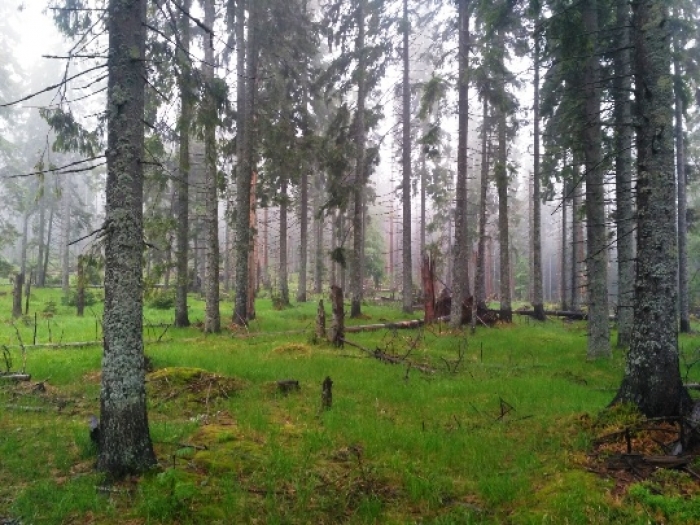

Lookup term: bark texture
[350,0,366,319]
[582,0,610,358]
[474,100,489,310]
[674,38,689,334]
[174,0,192,328]
[532,26,544,321]
[234,0,255,325]
[279,180,290,306]
[614,0,635,346]
[450,0,470,328]
[99,0,156,476]
[203,0,220,333]
[614,0,690,417]
[401,0,413,314]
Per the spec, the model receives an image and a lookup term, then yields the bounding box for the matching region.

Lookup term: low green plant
[146,288,176,309]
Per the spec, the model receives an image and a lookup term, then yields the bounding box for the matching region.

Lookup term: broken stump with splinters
[277,379,300,395]
[321,376,333,410]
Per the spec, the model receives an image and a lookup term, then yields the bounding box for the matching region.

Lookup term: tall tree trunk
[450,0,470,328]
[614,0,690,417]
[280,181,290,306]
[475,100,489,310]
[350,0,366,318]
[98,0,156,476]
[247,169,258,319]
[61,182,71,294]
[582,0,610,358]
[234,0,256,324]
[674,37,689,333]
[561,185,569,310]
[420,147,426,259]
[298,166,308,302]
[174,0,192,328]
[532,22,544,321]
[571,160,582,311]
[314,172,324,294]
[36,182,46,287]
[42,198,54,286]
[401,0,413,314]
[495,36,511,322]
[202,0,220,333]
[20,210,30,278]
[614,0,635,345]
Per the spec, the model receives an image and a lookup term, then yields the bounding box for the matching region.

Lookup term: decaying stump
[277,380,300,395]
[12,273,23,318]
[421,254,437,323]
[435,288,451,319]
[321,376,333,410]
[316,299,327,340]
[328,285,344,347]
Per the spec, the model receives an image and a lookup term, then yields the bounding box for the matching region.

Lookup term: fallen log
[340,338,435,374]
[0,373,31,381]
[345,319,423,333]
[516,310,616,321]
[517,310,587,320]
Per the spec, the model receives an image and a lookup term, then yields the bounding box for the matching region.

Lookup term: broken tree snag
[12,273,23,318]
[421,253,436,323]
[277,380,300,395]
[321,376,333,410]
[328,285,344,347]
[316,299,327,340]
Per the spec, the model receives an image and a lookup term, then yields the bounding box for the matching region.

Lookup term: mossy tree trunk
[98,0,156,477]
[613,0,690,417]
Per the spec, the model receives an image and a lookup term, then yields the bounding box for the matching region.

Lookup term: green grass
[1,285,700,524]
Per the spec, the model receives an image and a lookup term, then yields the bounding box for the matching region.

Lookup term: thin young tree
[401,0,413,314]
[174,0,193,328]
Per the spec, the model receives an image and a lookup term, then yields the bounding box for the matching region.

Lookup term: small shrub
[62,289,98,307]
[147,289,175,310]
[42,301,57,315]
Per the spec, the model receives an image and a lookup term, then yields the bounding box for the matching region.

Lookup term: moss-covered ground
[1,285,700,524]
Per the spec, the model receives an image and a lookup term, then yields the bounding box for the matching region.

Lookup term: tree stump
[321,376,333,410]
[328,285,344,347]
[316,299,327,340]
[277,379,300,395]
[12,273,23,318]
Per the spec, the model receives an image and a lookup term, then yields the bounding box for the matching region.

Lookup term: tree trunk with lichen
[98,0,156,477]
[613,0,690,417]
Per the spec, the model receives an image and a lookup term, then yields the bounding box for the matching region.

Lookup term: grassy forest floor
[2,285,700,524]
